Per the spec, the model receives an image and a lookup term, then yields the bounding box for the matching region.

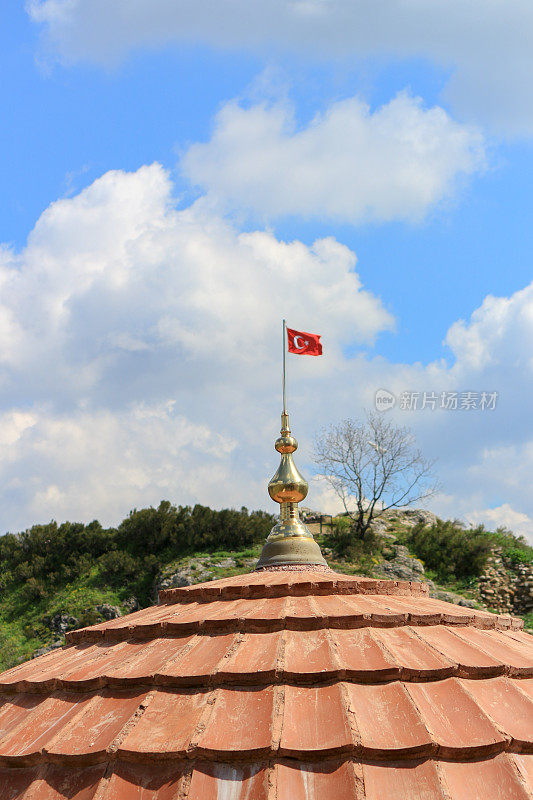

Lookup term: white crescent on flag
[293,335,309,350]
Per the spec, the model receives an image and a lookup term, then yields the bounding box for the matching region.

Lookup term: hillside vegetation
[0,502,274,670]
[1,502,532,671]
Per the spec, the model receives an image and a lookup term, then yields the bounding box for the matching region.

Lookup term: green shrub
[329,517,377,560]
[407,520,492,582]
[0,501,275,606]
[98,551,139,585]
[21,577,47,603]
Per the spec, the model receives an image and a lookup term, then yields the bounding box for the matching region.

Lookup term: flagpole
[282,318,287,413]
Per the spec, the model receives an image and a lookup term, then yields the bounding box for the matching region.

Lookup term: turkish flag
[287,327,323,356]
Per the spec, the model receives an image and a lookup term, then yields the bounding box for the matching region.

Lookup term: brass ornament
[256,412,327,569]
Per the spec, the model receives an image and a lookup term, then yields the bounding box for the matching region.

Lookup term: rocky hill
[1,503,531,671]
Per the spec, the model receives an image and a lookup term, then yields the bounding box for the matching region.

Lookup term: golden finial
[256,411,327,569]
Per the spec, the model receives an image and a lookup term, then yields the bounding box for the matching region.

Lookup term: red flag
[287,327,323,356]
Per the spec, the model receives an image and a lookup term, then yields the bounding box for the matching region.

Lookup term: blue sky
[1,1,532,538]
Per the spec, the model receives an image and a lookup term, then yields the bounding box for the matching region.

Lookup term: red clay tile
[53,641,144,688]
[513,753,533,792]
[1,565,533,800]
[275,760,360,800]
[157,633,236,684]
[201,599,261,630]
[0,765,38,800]
[313,594,370,626]
[331,629,400,680]
[159,569,429,605]
[409,596,475,625]
[503,630,533,652]
[68,605,169,642]
[0,645,91,688]
[0,694,45,744]
[0,692,94,760]
[363,759,446,800]
[119,689,206,757]
[462,677,533,749]
[243,596,288,628]
[103,636,194,685]
[282,629,338,679]
[220,631,282,682]
[405,678,507,757]
[371,627,455,679]
[162,602,213,634]
[346,682,434,758]
[412,626,505,676]
[517,678,533,702]
[30,763,106,800]
[45,690,146,761]
[188,763,269,800]
[340,595,408,625]
[196,687,275,756]
[284,596,323,628]
[452,627,533,675]
[440,753,531,800]
[104,761,185,799]
[369,595,442,625]
[281,683,351,756]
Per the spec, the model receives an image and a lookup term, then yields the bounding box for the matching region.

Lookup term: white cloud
[28,0,533,135]
[1,160,533,543]
[182,93,484,224]
[445,285,533,371]
[467,504,533,542]
[0,162,392,530]
[0,403,236,528]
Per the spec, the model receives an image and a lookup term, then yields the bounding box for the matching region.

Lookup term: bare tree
[314,412,437,540]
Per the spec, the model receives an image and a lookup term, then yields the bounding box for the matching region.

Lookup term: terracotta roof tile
[462,677,533,750]
[405,679,507,757]
[369,627,455,679]
[118,689,206,757]
[504,630,533,652]
[157,569,430,605]
[66,589,522,645]
[52,642,145,690]
[452,627,533,675]
[156,633,236,684]
[280,683,351,757]
[275,760,360,800]
[103,761,186,800]
[0,765,38,800]
[346,682,434,758]
[219,631,282,682]
[103,637,194,686]
[518,678,533,702]
[331,628,399,681]
[411,626,506,676]
[514,753,533,790]
[440,753,532,800]
[22,763,106,800]
[196,687,275,757]
[0,693,44,742]
[0,692,94,761]
[45,690,147,762]
[282,629,338,679]
[362,759,446,800]
[2,568,533,798]
[188,762,270,800]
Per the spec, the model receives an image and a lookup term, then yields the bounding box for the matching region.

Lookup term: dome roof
[0,567,533,799]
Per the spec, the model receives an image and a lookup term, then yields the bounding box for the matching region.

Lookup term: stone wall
[477,550,533,615]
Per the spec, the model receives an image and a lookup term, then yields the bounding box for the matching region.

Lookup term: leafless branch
[314,411,438,539]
